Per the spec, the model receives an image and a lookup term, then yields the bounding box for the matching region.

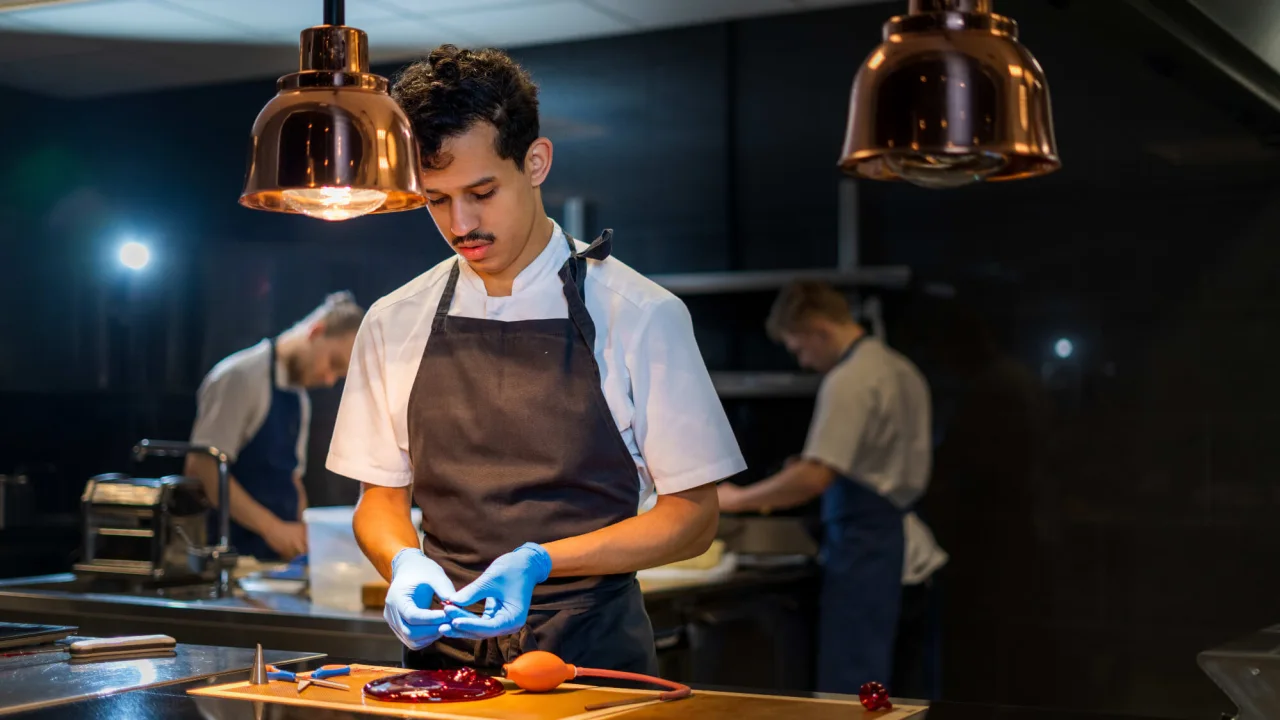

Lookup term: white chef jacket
[800,336,947,584]
[189,339,311,473]
[325,221,746,511]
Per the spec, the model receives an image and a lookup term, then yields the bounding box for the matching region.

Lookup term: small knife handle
[68,635,177,657]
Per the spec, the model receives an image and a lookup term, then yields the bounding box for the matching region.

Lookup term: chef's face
[421,122,552,278]
[289,329,357,388]
[781,323,842,373]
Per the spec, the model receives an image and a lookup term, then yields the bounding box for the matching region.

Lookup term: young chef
[326,45,745,674]
[716,281,936,694]
[187,292,364,561]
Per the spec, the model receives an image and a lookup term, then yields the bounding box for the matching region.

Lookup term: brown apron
[405,230,658,674]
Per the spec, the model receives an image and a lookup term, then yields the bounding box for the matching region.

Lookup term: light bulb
[281,187,388,221]
[119,241,151,270]
[883,152,1008,190]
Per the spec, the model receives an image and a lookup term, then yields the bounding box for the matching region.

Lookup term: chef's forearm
[185,454,281,536]
[542,484,719,577]
[294,472,309,517]
[353,483,421,581]
[733,461,834,512]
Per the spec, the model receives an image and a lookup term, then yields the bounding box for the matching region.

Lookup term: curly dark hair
[391,45,541,171]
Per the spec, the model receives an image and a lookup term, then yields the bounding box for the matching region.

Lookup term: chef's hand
[716,482,748,513]
[384,548,456,650]
[443,543,551,639]
[263,520,308,560]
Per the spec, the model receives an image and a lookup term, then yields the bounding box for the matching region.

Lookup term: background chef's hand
[443,543,551,639]
[384,548,457,650]
[263,520,308,560]
[716,481,748,513]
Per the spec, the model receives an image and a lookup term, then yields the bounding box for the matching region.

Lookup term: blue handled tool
[266,664,350,692]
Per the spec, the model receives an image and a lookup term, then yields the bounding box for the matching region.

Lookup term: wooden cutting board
[187,664,926,720]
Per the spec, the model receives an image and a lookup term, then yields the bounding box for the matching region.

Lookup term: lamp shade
[240,25,425,220]
[839,0,1060,189]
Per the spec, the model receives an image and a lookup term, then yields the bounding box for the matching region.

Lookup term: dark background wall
[1,1,1278,718]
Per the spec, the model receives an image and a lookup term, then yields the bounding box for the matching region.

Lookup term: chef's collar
[457,220,570,297]
[273,347,300,391]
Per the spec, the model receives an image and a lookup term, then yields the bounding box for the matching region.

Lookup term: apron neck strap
[267,338,281,387]
[571,228,613,261]
[432,227,615,338]
[436,261,462,322]
[839,332,869,364]
[559,229,614,351]
[563,229,613,303]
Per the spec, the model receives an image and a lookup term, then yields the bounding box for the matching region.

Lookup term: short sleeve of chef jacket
[325,227,747,502]
[801,337,932,508]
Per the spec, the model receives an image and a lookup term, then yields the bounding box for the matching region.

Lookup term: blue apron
[208,339,302,561]
[816,335,907,694]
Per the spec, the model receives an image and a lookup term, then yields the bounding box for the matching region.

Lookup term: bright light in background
[118,241,150,270]
[1054,338,1074,359]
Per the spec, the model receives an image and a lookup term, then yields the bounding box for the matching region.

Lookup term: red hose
[574,667,692,702]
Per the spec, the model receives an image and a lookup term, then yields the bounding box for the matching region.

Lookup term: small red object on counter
[859,681,893,711]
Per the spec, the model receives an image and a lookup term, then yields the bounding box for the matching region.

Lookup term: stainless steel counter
[0,573,407,660]
[0,566,819,672]
[0,641,321,716]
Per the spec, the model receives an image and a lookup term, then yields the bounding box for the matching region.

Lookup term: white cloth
[903,511,948,585]
[802,337,932,509]
[325,221,746,510]
[189,339,311,474]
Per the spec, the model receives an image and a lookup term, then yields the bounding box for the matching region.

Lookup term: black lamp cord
[324,0,344,26]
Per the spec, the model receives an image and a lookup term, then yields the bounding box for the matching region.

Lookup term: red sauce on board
[363,667,505,703]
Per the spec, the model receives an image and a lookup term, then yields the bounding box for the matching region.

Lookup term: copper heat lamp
[839,0,1060,189]
[240,0,425,220]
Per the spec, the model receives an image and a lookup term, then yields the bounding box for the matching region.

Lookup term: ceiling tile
[438,0,634,48]
[5,0,244,41]
[0,30,104,63]
[0,40,295,97]
[360,17,477,55]
[158,0,401,43]
[793,0,891,8]
[377,0,561,14]
[586,0,795,27]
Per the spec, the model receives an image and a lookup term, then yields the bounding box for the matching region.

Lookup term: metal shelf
[649,266,912,296]
[710,371,822,399]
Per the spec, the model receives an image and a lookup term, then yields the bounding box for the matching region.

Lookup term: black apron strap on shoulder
[563,229,613,302]
[267,338,279,387]
[558,228,614,352]
[435,260,463,324]
[573,229,613,262]
[559,261,595,350]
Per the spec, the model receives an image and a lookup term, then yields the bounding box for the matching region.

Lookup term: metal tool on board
[251,643,268,685]
[251,643,349,693]
[266,664,350,692]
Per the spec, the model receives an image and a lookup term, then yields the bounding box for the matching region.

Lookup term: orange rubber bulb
[503,651,577,692]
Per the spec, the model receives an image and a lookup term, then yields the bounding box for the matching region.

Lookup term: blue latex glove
[384,548,457,650]
[443,543,552,639]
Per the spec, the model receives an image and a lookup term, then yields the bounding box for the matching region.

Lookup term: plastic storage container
[304,505,422,612]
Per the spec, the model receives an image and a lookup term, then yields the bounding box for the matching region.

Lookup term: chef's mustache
[452,231,496,246]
